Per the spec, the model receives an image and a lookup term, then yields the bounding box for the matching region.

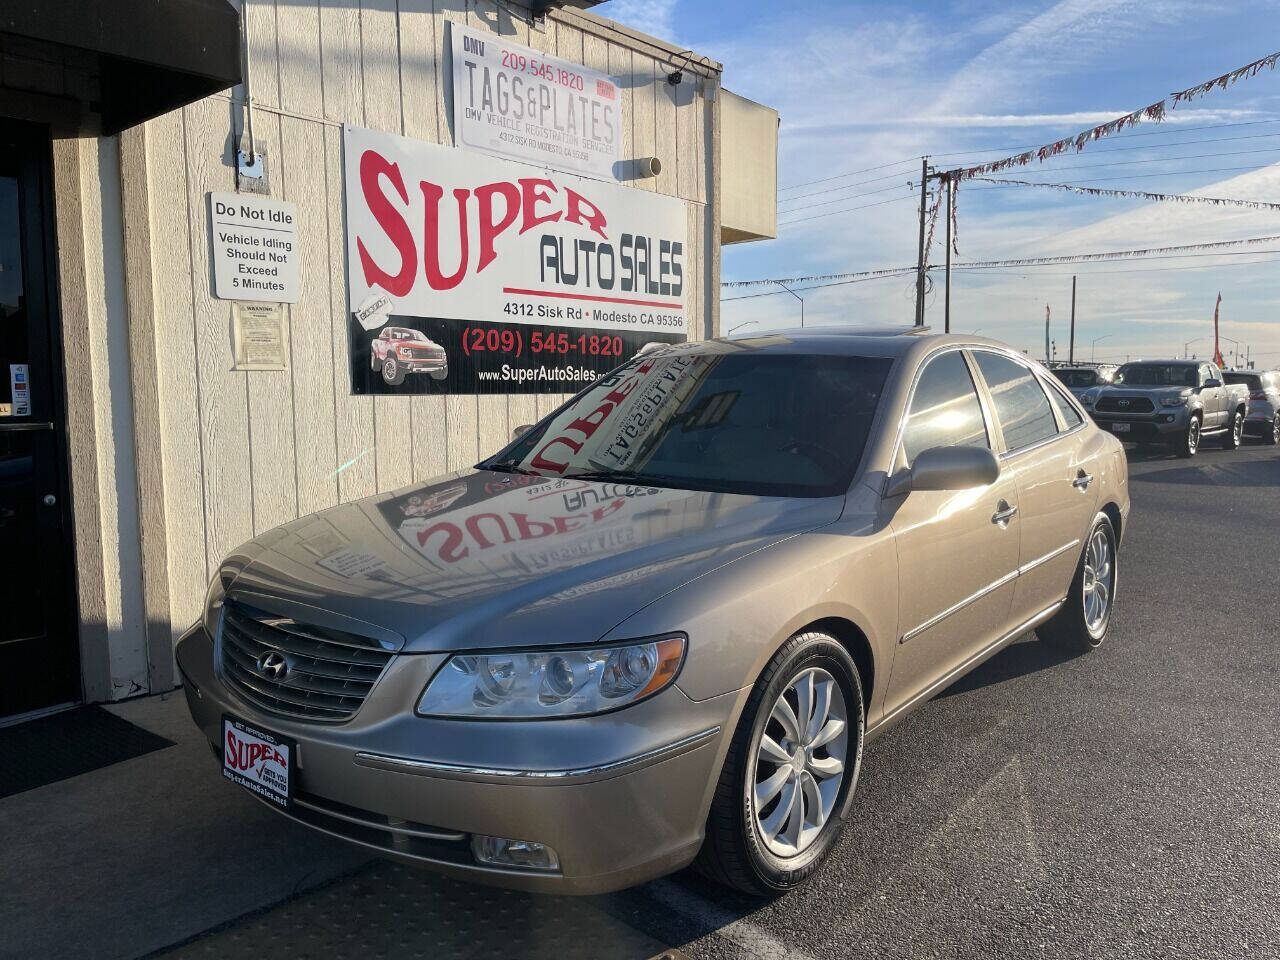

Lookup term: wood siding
[115,0,719,685]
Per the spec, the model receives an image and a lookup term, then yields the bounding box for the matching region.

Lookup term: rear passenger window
[903,351,990,463]
[973,352,1060,452]
[1042,377,1083,429]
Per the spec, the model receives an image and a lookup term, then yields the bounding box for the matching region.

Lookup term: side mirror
[884,445,1000,498]
[512,424,535,442]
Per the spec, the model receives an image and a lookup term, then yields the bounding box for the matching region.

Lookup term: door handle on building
[991,501,1018,526]
[1072,471,1093,490]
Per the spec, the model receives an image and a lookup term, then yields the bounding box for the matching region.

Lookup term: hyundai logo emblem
[255,650,288,681]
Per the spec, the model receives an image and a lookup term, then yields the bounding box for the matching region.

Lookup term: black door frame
[0,118,81,716]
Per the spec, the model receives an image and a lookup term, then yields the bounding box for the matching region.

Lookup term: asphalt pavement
[72,442,1280,959]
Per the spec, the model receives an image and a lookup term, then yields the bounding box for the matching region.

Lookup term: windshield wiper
[564,469,687,489]
[479,461,539,477]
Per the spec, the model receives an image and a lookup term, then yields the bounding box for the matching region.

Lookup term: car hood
[222,470,843,652]
[1094,385,1190,399]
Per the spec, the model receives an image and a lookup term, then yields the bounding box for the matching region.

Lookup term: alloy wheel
[1187,418,1200,454]
[752,667,848,858]
[1273,416,1279,445]
[1082,526,1114,634]
[1233,413,1243,446]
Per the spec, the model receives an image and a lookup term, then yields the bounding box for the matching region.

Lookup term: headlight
[1080,392,1095,406]
[203,571,226,637]
[1162,396,1188,407]
[417,636,686,719]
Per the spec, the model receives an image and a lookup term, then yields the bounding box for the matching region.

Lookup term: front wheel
[429,365,449,381]
[1222,409,1244,449]
[1267,415,1280,446]
[381,357,405,386]
[696,631,864,896]
[1175,415,1200,458]
[1040,513,1117,654]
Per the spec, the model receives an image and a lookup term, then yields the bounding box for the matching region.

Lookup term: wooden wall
[118,0,719,682]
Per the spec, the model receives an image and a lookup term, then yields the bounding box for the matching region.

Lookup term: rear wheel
[697,631,864,896]
[1266,414,1280,446]
[1040,513,1117,654]
[1222,409,1244,449]
[1175,415,1200,458]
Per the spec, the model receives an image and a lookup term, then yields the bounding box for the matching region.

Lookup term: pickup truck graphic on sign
[370,326,449,385]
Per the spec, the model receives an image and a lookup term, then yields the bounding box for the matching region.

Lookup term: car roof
[711,327,1033,361]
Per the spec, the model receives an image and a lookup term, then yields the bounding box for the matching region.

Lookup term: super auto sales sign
[343,125,688,396]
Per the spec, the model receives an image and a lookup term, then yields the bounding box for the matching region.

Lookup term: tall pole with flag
[1213,292,1225,368]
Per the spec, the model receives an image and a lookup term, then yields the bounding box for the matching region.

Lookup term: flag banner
[946,50,1280,181]
[975,177,1280,212]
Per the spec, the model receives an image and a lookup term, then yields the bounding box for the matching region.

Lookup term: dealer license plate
[222,714,294,809]
[1111,422,1131,433]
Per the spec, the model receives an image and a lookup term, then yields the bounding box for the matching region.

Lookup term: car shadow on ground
[930,633,1077,700]
[1128,457,1280,487]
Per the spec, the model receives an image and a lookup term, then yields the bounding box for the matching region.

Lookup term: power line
[777,119,1280,197]
[778,180,916,214]
[779,156,921,192]
[777,192,919,227]
[722,233,1280,290]
[780,130,1280,207]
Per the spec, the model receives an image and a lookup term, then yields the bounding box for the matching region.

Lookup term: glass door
[0,120,79,718]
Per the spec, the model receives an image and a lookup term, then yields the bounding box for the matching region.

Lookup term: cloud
[598,0,678,45]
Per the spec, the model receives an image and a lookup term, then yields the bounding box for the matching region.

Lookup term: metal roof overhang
[0,0,241,135]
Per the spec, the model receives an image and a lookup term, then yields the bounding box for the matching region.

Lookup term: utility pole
[775,281,805,328]
[1044,304,1050,363]
[1068,275,1076,364]
[944,175,953,334]
[914,157,929,327]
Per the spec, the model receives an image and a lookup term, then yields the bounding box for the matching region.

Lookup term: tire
[381,357,405,386]
[1175,414,1200,458]
[1222,408,1244,449]
[696,631,864,896]
[370,352,379,371]
[429,365,448,382]
[1266,415,1280,446]
[1040,513,1117,655]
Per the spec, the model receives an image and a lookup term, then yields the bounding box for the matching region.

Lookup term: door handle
[991,501,1018,526]
[1072,471,1093,490]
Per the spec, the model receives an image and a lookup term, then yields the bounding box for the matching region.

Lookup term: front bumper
[1089,409,1188,441]
[399,356,447,373]
[175,625,734,894]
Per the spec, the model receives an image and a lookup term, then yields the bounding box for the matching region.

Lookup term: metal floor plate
[155,861,684,960]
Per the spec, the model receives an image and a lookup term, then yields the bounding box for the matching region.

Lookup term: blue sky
[602,0,1280,368]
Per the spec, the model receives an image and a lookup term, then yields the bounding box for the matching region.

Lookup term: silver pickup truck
[1080,359,1249,457]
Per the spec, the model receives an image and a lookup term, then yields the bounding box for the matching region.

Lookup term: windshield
[1053,369,1097,388]
[1115,364,1197,387]
[485,348,893,497]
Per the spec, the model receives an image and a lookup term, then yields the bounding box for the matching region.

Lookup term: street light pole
[1091,334,1113,363]
[1068,275,1076,364]
[726,320,760,335]
[774,281,805,328]
[1183,336,1207,359]
[1220,336,1241,368]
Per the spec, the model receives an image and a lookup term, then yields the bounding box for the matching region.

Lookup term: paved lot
[8,443,1279,960]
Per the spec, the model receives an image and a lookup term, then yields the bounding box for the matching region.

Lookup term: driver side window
[902,351,990,464]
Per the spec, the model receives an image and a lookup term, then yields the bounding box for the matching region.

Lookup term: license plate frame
[221,714,295,810]
[1111,422,1131,433]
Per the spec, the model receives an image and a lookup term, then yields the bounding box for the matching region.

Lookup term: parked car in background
[1223,369,1280,444]
[178,331,1129,897]
[1083,360,1249,456]
[371,326,448,386]
[1052,364,1118,401]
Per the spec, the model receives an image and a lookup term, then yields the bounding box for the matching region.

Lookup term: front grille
[1096,396,1154,413]
[219,600,393,722]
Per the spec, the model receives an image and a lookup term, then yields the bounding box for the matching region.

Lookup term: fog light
[471,835,560,871]
[1161,414,1175,423]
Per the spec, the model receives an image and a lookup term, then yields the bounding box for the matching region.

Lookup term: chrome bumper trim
[353,725,721,784]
